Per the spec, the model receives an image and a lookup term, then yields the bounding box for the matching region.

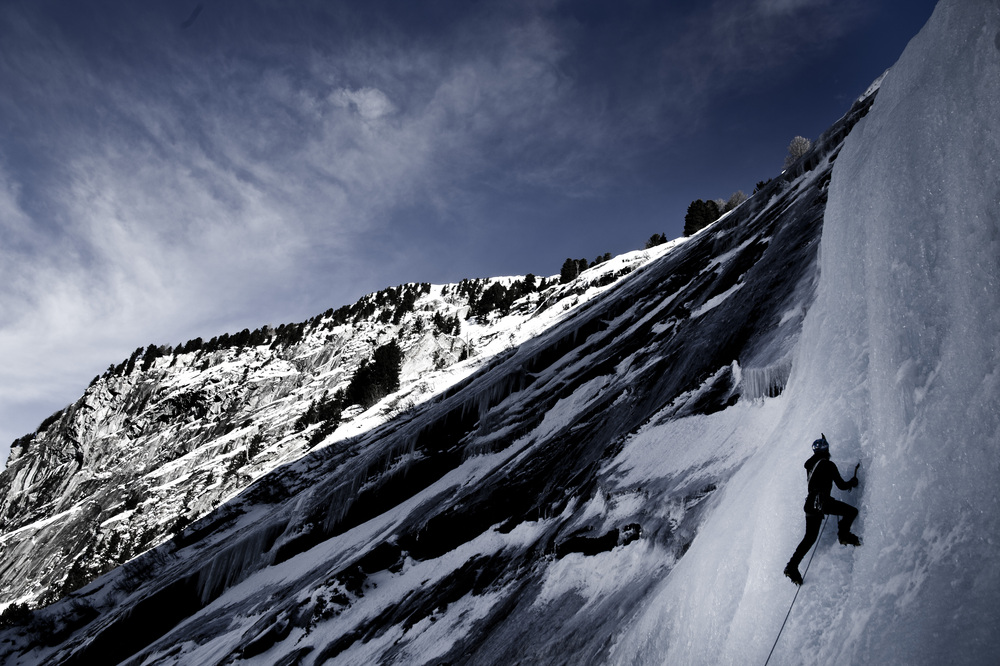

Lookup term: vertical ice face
[613,3,1000,664]
[793,0,1000,662]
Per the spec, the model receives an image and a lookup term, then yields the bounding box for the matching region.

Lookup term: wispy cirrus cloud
[0,0,885,458]
[0,0,602,452]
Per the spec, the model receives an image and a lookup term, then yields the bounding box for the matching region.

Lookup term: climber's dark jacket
[804,452,857,514]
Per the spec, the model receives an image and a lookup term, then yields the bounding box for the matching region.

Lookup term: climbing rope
[763,515,829,666]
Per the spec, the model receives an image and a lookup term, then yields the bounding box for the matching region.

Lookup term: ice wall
[775,0,1000,661]
[613,1,1000,664]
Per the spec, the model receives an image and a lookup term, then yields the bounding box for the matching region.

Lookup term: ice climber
[784,434,860,586]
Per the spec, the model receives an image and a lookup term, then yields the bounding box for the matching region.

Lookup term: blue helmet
[812,436,829,453]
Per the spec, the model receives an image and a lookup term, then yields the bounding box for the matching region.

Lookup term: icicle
[195,520,287,604]
[739,357,793,401]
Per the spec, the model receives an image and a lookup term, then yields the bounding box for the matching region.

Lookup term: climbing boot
[838,532,861,547]
[783,563,803,586]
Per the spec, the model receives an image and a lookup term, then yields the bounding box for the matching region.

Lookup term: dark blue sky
[0,0,939,458]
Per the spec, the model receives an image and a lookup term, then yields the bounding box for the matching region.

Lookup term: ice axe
[849,461,861,491]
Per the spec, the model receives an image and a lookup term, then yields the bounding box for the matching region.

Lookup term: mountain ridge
[0,239,675,611]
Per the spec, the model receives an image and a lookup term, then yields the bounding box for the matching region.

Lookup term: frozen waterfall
[613,1,1000,663]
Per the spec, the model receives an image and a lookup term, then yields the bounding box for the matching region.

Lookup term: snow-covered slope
[0,254,663,611]
[1,1,997,663]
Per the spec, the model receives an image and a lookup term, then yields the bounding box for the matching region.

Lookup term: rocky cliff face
[0,87,877,664]
[0,249,657,611]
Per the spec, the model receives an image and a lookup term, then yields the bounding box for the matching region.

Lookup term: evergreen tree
[560,258,579,284]
[392,289,417,324]
[124,347,143,375]
[248,327,268,347]
[345,341,403,408]
[645,233,667,248]
[140,344,160,372]
[706,199,721,220]
[233,329,251,349]
[295,389,345,439]
[684,199,722,236]
[471,282,514,318]
[0,602,32,629]
[11,434,33,454]
[432,312,461,336]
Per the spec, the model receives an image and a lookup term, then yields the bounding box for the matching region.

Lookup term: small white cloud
[330,87,396,120]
